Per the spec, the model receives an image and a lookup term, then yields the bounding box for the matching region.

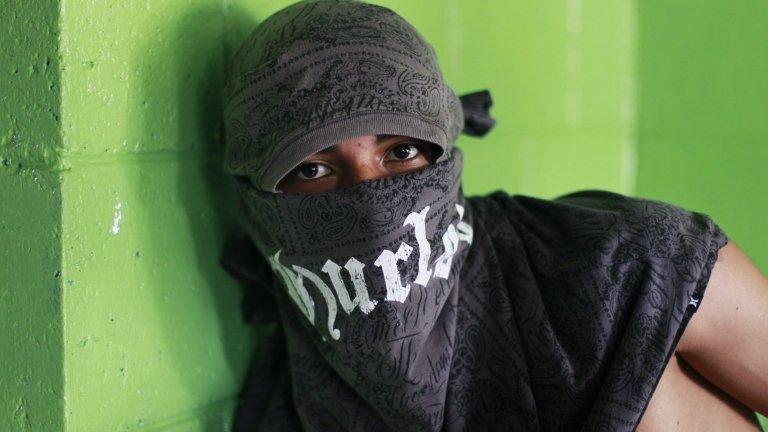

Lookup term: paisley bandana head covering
[223,0,473,193]
[221,0,729,431]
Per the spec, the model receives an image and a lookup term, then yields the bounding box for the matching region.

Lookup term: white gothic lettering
[269,203,473,340]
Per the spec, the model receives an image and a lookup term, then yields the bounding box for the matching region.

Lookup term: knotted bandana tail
[459,89,496,137]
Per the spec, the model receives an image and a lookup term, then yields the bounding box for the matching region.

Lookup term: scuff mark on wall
[110,202,122,235]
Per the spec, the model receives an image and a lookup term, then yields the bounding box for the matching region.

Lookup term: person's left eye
[385,142,421,161]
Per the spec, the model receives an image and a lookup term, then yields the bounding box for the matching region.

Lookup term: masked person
[219,1,768,431]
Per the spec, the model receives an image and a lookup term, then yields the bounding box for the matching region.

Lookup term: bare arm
[676,241,768,415]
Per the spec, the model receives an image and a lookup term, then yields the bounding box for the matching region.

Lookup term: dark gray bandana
[223,0,465,192]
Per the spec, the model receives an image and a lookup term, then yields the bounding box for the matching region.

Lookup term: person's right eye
[295,162,332,180]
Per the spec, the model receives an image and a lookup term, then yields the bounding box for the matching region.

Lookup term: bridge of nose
[335,137,385,186]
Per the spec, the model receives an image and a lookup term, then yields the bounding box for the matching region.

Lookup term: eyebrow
[317,134,398,153]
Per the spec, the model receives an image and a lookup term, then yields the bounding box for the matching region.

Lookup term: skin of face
[276,134,438,194]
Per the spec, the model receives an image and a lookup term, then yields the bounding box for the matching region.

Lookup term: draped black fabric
[221,188,728,431]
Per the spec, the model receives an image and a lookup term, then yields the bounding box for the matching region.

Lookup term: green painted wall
[1,1,65,430]
[2,0,764,430]
[2,0,259,430]
[57,1,254,430]
[636,0,768,270]
[635,2,768,428]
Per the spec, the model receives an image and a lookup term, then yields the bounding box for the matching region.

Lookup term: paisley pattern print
[223,0,464,192]
[224,183,728,431]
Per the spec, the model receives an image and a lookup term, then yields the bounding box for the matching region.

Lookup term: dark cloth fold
[231,325,305,432]
[219,233,279,325]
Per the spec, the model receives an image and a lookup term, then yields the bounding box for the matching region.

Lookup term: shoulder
[466,189,729,295]
[469,188,728,260]
[466,189,740,422]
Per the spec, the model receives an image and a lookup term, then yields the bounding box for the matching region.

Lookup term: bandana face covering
[222,0,489,429]
[234,145,473,429]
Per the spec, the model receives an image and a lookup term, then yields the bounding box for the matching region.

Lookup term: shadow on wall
[126,3,267,429]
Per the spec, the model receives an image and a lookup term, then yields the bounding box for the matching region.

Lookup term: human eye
[385,142,422,161]
[294,162,332,180]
